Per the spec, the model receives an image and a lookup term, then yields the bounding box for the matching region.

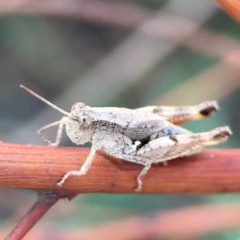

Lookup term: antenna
[20,85,70,116]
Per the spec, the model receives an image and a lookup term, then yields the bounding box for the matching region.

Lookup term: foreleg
[38,116,68,146]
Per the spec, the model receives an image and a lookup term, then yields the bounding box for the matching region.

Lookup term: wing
[90,107,169,140]
[122,113,169,140]
[136,101,218,125]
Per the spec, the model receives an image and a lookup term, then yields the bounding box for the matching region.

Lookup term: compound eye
[78,115,92,128]
[71,102,86,111]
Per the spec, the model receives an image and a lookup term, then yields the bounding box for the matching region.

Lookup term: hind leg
[137,126,232,163]
[136,101,218,124]
[111,126,230,191]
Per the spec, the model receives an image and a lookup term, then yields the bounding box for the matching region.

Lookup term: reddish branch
[0,142,239,194]
[217,0,240,23]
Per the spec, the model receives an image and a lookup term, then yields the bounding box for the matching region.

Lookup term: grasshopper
[20,85,231,191]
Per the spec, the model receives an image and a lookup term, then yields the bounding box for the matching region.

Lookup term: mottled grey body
[66,104,191,158]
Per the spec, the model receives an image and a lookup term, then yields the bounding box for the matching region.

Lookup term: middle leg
[113,152,152,191]
[57,146,98,187]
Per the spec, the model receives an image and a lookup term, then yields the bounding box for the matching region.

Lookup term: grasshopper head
[20,85,94,145]
[66,102,94,145]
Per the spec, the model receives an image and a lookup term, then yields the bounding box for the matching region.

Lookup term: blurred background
[0,0,240,239]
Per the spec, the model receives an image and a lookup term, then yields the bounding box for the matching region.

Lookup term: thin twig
[5,191,61,240]
[0,142,239,193]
